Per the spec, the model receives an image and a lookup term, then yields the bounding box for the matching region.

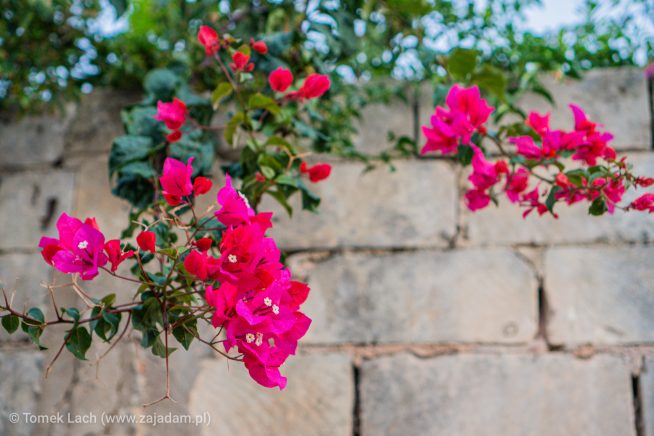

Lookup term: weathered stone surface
[189,353,353,436]
[0,170,75,250]
[65,89,139,155]
[545,246,654,346]
[361,353,635,436]
[262,161,458,249]
[640,356,654,436]
[0,351,43,436]
[0,253,51,343]
[465,152,654,246]
[72,155,131,239]
[516,68,650,149]
[353,88,415,154]
[0,108,73,169]
[292,248,537,344]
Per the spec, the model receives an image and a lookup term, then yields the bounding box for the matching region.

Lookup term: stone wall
[0,68,653,436]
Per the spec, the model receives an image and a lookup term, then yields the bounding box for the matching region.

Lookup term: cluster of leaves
[110,67,214,210]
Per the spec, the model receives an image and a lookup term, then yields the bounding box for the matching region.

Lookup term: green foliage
[109,67,214,209]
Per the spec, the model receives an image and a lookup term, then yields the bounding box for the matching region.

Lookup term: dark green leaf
[1,315,20,334]
[447,48,479,80]
[66,326,92,360]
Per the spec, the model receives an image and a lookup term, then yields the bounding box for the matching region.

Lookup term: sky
[524,0,585,32]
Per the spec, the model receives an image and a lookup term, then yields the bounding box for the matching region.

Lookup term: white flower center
[245,333,255,343]
[228,254,238,263]
[263,297,272,307]
[255,332,263,346]
[272,304,280,315]
[77,240,89,249]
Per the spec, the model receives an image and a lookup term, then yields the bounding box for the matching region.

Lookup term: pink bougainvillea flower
[298,74,331,99]
[468,145,501,190]
[505,168,529,203]
[205,282,238,327]
[464,188,491,211]
[636,176,654,187]
[421,116,459,155]
[160,157,194,205]
[136,230,156,253]
[166,130,182,143]
[39,213,109,280]
[154,98,187,131]
[570,104,598,133]
[250,39,268,54]
[526,111,550,136]
[184,250,210,280]
[445,85,494,137]
[630,193,654,212]
[104,239,134,272]
[243,349,289,390]
[193,176,213,195]
[268,67,293,93]
[217,222,283,291]
[592,177,625,214]
[215,174,255,226]
[198,25,220,56]
[255,172,266,182]
[299,162,331,183]
[230,51,254,72]
[509,136,544,160]
[421,85,493,155]
[521,187,551,218]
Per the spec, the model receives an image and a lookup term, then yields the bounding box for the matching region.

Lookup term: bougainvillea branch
[0,24,337,400]
[421,84,654,217]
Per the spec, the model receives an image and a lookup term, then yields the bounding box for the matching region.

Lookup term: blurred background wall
[0,68,653,436]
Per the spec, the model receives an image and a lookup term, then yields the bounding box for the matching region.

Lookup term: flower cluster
[32,154,314,392]
[184,173,310,389]
[421,84,654,217]
[39,214,133,280]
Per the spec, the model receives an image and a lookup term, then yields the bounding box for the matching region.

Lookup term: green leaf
[20,308,46,349]
[545,186,560,213]
[211,82,233,109]
[143,69,181,101]
[66,326,92,360]
[248,93,280,115]
[447,48,479,80]
[456,145,474,166]
[109,135,153,176]
[260,166,275,179]
[471,64,508,99]
[1,315,20,334]
[589,197,608,216]
[224,112,245,146]
[266,190,293,217]
[151,336,176,358]
[63,308,80,323]
[172,319,197,351]
[25,307,44,325]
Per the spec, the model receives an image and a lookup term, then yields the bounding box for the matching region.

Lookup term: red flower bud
[198,25,220,56]
[136,230,156,253]
[299,74,330,99]
[193,176,213,195]
[166,130,182,143]
[250,38,268,54]
[268,67,293,93]
[300,162,331,183]
[195,237,213,252]
[230,51,254,72]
